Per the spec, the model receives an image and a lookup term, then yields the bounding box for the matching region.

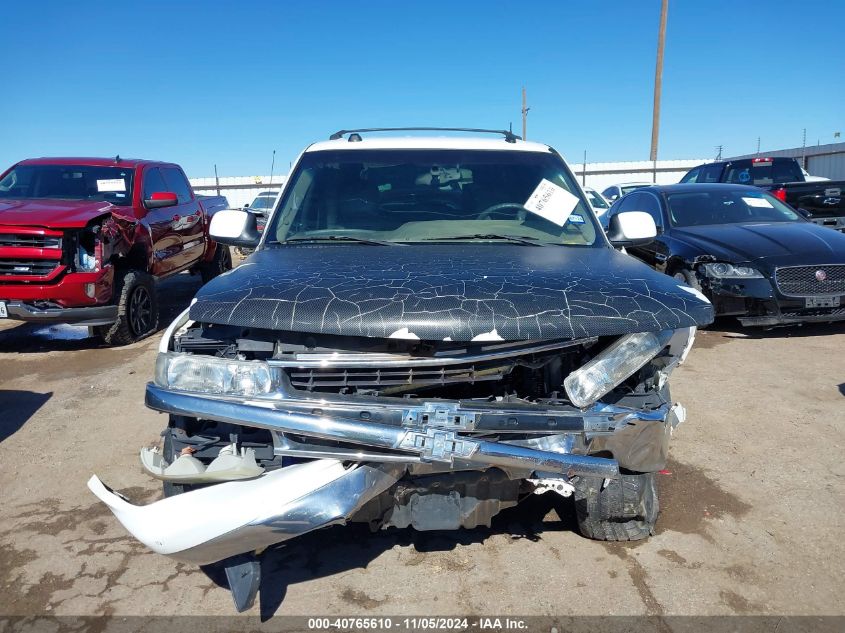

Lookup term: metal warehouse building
[190,176,285,209]
[727,141,845,180]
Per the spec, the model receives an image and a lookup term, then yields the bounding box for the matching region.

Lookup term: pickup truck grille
[0,233,62,248]
[774,265,845,297]
[286,364,508,392]
[0,259,62,277]
[0,228,64,280]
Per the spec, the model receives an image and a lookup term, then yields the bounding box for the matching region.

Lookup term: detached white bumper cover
[88,459,400,565]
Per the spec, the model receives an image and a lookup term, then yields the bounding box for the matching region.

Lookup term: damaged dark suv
[90,129,713,611]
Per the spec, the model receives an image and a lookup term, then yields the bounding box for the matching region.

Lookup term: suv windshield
[249,194,276,210]
[666,189,802,227]
[621,184,649,195]
[723,159,803,186]
[585,189,609,209]
[0,164,135,206]
[267,149,600,246]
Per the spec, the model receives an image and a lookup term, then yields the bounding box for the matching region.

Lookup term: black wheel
[670,268,711,329]
[671,268,703,293]
[200,244,233,284]
[94,270,159,346]
[573,472,658,541]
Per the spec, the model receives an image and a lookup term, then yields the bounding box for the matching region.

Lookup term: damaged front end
[90,309,696,610]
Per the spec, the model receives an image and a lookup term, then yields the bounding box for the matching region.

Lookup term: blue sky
[1,1,842,177]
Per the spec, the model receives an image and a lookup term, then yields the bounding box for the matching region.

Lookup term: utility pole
[756,137,761,156]
[582,150,587,187]
[521,87,530,141]
[649,0,669,183]
[214,164,220,196]
[801,128,807,169]
[269,149,276,186]
[715,145,723,160]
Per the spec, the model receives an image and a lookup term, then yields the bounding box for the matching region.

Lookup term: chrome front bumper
[89,459,403,565]
[145,382,683,476]
[89,385,682,567]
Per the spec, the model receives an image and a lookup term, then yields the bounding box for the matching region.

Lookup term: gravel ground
[1,271,843,620]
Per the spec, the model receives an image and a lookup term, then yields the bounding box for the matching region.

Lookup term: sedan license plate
[0,301,7,318]
[805,296,840,308]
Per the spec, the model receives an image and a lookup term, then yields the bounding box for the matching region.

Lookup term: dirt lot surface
[1,271,843,620]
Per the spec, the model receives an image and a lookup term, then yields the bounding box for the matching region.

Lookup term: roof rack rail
[329,127,521,143]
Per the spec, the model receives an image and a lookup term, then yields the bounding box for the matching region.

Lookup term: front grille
[0,233,62,248]
[287,365,508,392]
[781,307,845,319]
[774,265,845,297]
[0,259,61,277]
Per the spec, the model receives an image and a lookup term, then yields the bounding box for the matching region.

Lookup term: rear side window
[724,159,803,186]
[142,168,167,200]
[698,163,724,183]
[679,168,699,183]
[161,167,193,204]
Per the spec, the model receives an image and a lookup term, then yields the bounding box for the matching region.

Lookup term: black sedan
[602,183,845,326]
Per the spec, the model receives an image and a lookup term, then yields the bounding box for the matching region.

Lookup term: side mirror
[210,209,261,248]
[607,211,657,247]
[244,203,250,208]
[144,192,179,209]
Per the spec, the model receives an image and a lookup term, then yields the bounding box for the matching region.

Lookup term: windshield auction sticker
[96,179,126,192]
[742,197,773,208]
[524,179,580,226]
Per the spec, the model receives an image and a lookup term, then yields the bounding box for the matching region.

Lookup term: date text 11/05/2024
[307,617,531,630]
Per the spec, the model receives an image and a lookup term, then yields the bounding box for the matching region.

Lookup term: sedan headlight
[564,330,673,408]
[701,263,764,279]
[155,352,276,396]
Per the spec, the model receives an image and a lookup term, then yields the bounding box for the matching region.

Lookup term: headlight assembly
[563,330,673,408]
[701,263,763,279]
[155,352,276,396]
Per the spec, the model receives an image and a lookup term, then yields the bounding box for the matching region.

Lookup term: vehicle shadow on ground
[202,492,575,619]
[708,318,844,340]
[0,273,202,353]
[0,390,52,443]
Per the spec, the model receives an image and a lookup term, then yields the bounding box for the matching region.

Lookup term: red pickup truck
[0,157,232,345]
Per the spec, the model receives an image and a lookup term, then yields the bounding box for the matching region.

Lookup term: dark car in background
[604,183,845,327]
[680,157,845,232]
[244,190,278,233]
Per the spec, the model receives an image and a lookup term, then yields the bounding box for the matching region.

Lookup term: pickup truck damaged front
[90,308,694,608]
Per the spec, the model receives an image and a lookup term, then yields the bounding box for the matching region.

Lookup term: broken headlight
[563,330,674,408]
[701,263,763,279]
[155,352,276,396]
[73,226,101,272]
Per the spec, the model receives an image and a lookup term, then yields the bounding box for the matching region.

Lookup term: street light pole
[649,0,669,183]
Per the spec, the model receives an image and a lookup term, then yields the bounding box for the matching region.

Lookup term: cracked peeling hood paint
[190,244,713,341]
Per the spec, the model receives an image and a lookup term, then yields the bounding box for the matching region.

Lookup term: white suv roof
[306,136,554,154]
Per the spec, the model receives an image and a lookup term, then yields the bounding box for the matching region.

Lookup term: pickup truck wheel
[95,270,159,346]
[573,472,658,541]
[200,245,232,284]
